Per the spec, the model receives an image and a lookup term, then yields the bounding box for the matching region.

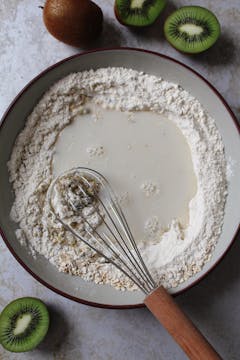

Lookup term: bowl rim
[0,47,239,309]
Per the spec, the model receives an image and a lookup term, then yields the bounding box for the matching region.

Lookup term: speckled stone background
[0,1,239,359]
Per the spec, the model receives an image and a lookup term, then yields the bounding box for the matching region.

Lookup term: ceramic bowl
[0,48,239,308]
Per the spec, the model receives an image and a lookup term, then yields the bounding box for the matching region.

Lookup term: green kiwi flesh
[164,6,221,54]
[0,297,49,352]
[115,0,166,27]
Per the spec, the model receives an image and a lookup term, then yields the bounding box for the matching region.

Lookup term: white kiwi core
[13,314,32,335]
[179,23,203,35]
[130,0,146,9]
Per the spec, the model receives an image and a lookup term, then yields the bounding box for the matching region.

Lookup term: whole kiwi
[43,0,103,47]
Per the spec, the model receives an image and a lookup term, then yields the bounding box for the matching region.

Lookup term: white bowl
[0,48,239,308]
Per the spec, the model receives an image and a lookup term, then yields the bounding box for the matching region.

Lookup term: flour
[226,156,237,181]
[140,181,159,197]
[117,192,130,206]
[144,216,162,239]
[86,145,104,158]
[8,68,227,291]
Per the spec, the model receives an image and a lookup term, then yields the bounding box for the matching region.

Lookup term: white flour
[8,68,227,290]
[86,145,104,158]
[140,181,159,197]
[226,156,237,181]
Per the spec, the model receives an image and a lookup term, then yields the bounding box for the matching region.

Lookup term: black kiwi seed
[164,6,221,54]
[0,297,49,352]
[115,0,166,27]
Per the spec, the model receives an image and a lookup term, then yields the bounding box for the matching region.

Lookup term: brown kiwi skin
[43,0,103,47]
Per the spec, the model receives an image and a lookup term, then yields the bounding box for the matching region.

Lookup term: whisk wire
[74,178,152,289]
[87,229,151,293]
[98,198,154,291]
[109,200,157,289]
[80,175,155,289]
[81,211,153,293]
[108,195,155,282]
[55,213,149,294]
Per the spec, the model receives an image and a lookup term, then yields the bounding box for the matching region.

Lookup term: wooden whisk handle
[144,286,222,360]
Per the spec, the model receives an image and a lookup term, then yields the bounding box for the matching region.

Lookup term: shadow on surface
[89,19,124,49]
[37,304,72,354]
[128,0,177,42]
[178,232,240,308]
[187,33,236,67]
[97,18,125,48]
[68,18,123,52]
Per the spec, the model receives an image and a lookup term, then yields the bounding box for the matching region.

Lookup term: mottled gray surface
[0,0,239,359]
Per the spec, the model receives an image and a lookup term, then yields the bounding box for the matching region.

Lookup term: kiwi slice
[115,0,166,27]
[0,297,49,352]
[164,6,221,54]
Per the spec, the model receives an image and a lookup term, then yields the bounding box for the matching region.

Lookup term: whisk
[47,167,221,360]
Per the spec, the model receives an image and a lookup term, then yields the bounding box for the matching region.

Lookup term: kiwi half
[115,0,166,27]
[0,297,49,352]
[164,6,221,54]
